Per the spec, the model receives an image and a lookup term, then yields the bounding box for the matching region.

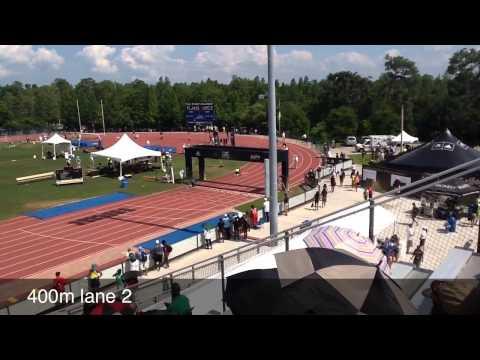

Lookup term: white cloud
[385,48,401,58]
[425,45,456,52]
[325,51,376,68]
[0,64,12,78]
[0,45,64,69]
[195,45,268,72]
[79,45,118,74]
[119,45,185,80]
[277,49,313,63]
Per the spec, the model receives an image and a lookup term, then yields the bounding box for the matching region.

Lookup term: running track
[0,133,318,302]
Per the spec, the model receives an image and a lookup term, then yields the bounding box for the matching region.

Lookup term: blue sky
[0,45,478,85]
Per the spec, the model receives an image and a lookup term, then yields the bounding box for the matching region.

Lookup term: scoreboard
[185,103,215,124]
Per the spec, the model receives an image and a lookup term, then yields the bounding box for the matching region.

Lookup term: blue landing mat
[25,192,135,220]
[138,215,223,249]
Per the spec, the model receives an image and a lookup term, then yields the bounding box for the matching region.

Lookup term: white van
[345,136,357,146]
[355,135,392,151]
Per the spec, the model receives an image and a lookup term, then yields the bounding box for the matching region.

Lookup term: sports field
[0,132,319,306]
[0,142,245,220]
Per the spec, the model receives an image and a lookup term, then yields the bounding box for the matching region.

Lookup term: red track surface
[0,132,318,302]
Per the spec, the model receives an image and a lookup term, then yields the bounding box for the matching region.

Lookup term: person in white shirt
[293,155,299,169]
[127,248,140,272]
[203,224,212,249]
[263,198,270,223]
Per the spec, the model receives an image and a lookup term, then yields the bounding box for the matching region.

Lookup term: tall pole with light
[100,99,106,135]
[267,45,278,237]
[76,99,82,143]
[400,104,404,152]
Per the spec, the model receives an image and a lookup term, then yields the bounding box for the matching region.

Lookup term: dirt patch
[24,199,81,211]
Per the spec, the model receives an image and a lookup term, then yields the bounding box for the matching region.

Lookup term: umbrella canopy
[425,178,480,198]
[225,248,417,315]
[386,129,480,173]
[303,226,389,272]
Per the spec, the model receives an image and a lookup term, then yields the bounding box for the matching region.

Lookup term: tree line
[1,48,480,145]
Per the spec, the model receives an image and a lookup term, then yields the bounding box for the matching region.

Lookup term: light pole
[259,93,281,135]
[400,104,404,152]
[267,45,278,237]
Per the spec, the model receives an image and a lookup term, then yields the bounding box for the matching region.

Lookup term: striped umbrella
[303,226,389,272]
[225,248,417,315]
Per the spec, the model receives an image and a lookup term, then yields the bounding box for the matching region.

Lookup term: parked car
[345,136,357,146]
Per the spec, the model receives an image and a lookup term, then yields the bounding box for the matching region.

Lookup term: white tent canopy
[391,130,419,144]
[92,133,162,176]
[42,133,72,159]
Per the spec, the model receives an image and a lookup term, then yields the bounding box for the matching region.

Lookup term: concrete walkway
[248,179,368,239]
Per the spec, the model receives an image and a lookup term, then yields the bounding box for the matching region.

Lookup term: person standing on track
[203,224,213,249]
[293,155,299,169]
[263,197,270,223]
[151,240,164,270]
[138,246,149,275]
[161,241,172,269]
[216,218,224,242]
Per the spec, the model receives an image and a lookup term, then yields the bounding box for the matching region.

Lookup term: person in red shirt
[250,205,258,228]
[53,272,66,293]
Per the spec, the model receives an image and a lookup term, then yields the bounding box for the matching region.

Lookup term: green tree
[326,106,358,140]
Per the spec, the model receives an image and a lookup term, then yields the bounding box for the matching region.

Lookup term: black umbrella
[225,248,417,315]
[426,178,480,198]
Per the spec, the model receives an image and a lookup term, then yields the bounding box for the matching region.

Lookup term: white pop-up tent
[92,133,163,177]
[391,130,419,144]
[42,133,72,159]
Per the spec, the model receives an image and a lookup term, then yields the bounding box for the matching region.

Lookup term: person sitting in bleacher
[165,283,192,315]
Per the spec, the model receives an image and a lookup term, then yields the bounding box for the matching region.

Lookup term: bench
[56,178,84,186]
[16,172,55,184]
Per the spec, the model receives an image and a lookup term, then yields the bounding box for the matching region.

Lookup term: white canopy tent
[42,133,72,159]
[391,130,419,144]
[91,133,163,177]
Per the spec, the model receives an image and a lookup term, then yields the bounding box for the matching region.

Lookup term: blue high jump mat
[144,145,177,154]
[138,215,222,249]
[71,139,99,148]
[25,192,135,220]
